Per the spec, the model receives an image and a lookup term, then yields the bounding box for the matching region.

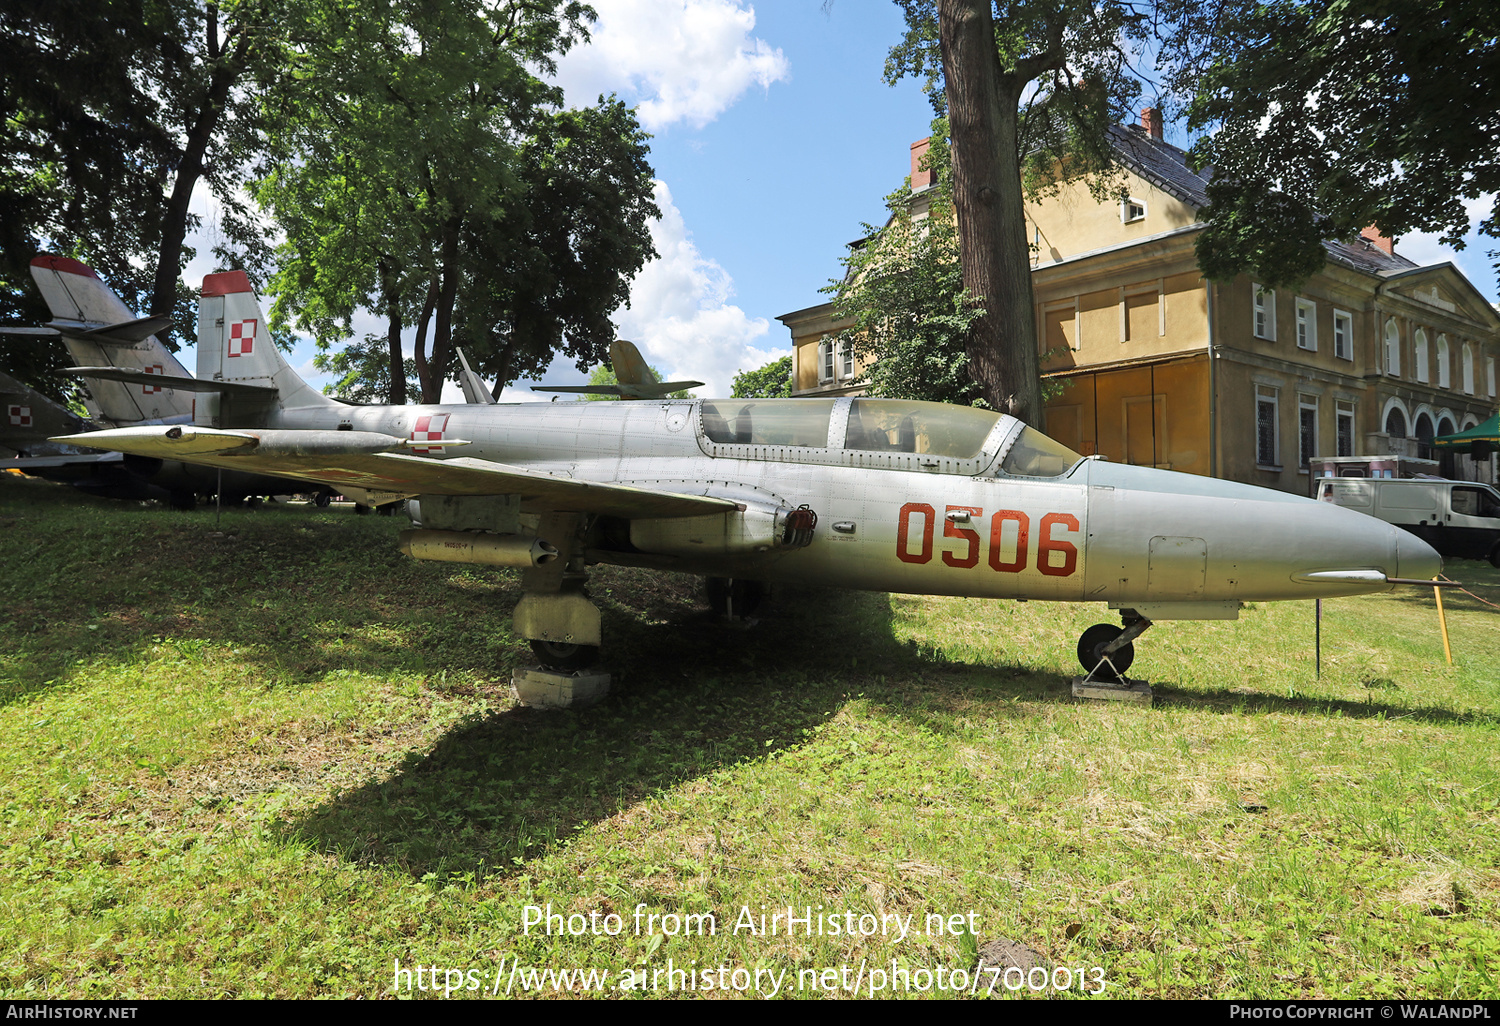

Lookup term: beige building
[780,117,1500,493]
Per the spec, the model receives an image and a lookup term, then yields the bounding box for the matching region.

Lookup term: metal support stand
[511,667,611,709]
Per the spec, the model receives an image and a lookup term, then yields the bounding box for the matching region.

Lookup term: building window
[1437,335,1450,388]
[1296,299,1317,351]
[1253,286,1276,341]
[1120,197,1146,223]
[841,342,854,379]
[1488,356,1496,398]
[1336,400,1355,457]
[819,339,835,383]
[1414,328,1429,383]
[1256,386,1279,467]
[1333,310,1353,361]
[1384,319,1400,376]
[1462,342,1474,394]
[1299,395,1318,468]
[1385,406,1407,438]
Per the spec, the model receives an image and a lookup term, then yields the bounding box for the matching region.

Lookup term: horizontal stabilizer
[0,326,61,337]
[55,367,278,396]
[52,426,741,518]
[71,315,174,344]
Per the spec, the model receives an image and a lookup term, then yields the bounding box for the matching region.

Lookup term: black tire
[529,640,599,672]
[706,577,765,618]
[313,492,332,509]
[1077,623,1134,677]
[354,504,371,516]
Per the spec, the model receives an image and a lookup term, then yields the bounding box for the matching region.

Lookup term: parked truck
[1316,477,1500,567]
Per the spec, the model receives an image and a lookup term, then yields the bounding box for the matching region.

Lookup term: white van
[1316,478,1500,567]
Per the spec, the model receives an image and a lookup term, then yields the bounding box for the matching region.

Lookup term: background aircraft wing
[54,367,278,396]
[53,427,740,518]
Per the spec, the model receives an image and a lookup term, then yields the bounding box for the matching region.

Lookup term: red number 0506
[896,503,1078,577]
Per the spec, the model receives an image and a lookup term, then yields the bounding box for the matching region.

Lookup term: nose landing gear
[1077,613,1153,683]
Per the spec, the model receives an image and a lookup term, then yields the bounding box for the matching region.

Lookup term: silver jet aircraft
[59,271,1443,677]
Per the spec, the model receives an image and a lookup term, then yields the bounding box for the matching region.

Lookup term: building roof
[1107,123,1418,277]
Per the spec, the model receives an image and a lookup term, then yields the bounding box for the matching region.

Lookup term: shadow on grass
[1143,683,1500,727]
[281,582,917,881]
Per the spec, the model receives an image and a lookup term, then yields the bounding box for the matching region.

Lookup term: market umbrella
[1433,413,1499,459]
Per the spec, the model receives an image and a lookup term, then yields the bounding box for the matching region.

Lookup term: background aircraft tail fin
[609,339,657,387]
[196,271,342,426]
[28,255,194,426]
[456,348,496,404]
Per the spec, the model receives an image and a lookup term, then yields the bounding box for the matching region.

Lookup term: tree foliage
[730,356,793,399]
[1,0,286,354]
[256,0,659,404]
[885,0,1151,423]
[823,129,984,407]
[1162,0,1500,291]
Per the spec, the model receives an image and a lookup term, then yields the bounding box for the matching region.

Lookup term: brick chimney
[910,137,933,191]
[1360,224,1395,255]
[1140,107,1163,141]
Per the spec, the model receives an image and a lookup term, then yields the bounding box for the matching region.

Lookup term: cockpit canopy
[695,398,1082,478]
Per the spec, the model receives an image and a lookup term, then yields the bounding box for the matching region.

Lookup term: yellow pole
[1434,576,1453,666]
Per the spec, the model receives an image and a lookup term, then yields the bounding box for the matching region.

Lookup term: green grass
[1,475,1496,999]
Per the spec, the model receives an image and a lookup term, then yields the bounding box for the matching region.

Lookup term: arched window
[1384,320,1400,376]
[1462,343,1474,394]
[1385,407,1408,438]
[1415,413,1435,460]
[1415,329,1429,383]
[1437,335,1450,388]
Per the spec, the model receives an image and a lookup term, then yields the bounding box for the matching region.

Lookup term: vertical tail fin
[196,271,342,426]
[29,255,194,426]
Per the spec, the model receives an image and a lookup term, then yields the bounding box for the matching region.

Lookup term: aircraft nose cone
[1395,528,1442,582]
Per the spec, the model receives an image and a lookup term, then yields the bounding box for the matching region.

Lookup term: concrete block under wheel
[511,668,611,709]
[1071,677,1152,706]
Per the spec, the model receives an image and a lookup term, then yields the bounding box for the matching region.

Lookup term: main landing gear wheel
[1077,623,1134,679]
[529,639,600,672]
[706,577,764,619]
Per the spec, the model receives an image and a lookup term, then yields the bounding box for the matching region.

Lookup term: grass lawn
[1,474,1496,999]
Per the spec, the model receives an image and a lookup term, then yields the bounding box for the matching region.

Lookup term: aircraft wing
[53,426,739,519]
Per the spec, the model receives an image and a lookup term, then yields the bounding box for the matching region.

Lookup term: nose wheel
[529,639,600,672]
[1077,615,1152,682]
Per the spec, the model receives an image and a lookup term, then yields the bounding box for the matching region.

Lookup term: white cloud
[1394,193,1499,304]
[555,0,790,131]
[612,180,785,396]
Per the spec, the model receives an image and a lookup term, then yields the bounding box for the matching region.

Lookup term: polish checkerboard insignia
[143,364,164,394]
[8,406,30,427]
[409,413,450,455]
[228,319,257,358]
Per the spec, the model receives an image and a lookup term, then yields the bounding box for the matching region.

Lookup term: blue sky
[180,0,1497,401]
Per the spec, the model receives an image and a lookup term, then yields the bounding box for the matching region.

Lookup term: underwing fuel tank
[1080,461,1443,608]
[399,530,558,567]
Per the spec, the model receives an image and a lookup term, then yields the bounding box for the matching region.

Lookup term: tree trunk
[424,218,462,404]
[378,258,406,405]
[937,0,1043,425]
[412,277,439,401]
[150,12,249,333]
